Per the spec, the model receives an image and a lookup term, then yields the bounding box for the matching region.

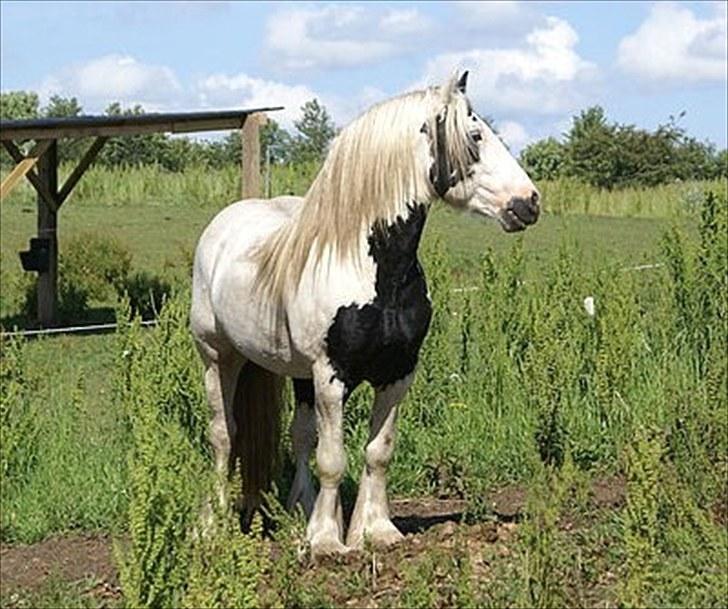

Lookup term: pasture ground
[1,479,631,609]
[1,175,726,608]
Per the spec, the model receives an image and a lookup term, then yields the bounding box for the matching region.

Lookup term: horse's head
[425,72,540,232]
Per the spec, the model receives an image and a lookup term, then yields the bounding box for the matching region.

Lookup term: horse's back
[191,196,303,360]
[194,196,301,280]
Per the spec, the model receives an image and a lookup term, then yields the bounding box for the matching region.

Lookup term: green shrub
[620,427,663,607]
[63,232,132,300]
[619,426,727,607]
[0,334,39,485]
[114,298,209,607]
[183,509,270,609]
[122,270,173,320]
[114,295,278,608]
[20,233,132,323]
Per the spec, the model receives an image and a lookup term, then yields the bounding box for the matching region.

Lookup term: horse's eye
[471,132,482,142]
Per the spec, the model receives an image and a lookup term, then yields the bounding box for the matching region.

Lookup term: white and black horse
[190,72,539,555]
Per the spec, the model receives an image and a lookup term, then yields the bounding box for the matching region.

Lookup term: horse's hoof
[310,536,350,557]
[347,519,404,549]
[372,526,405,548]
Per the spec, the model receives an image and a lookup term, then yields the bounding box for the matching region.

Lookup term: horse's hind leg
[197,342,245,510]
[287,379,317,517]
[346,374,413,549]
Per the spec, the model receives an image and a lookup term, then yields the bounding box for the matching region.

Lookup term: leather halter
[428,110,481,198]
[430,112,452,198]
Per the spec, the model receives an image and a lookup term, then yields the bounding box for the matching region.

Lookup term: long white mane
[254,76,474,302]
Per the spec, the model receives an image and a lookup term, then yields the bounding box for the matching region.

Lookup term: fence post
[241,113,266,199]
[37,140,59,327]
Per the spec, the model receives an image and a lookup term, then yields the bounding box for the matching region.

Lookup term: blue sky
[1,1,726,152]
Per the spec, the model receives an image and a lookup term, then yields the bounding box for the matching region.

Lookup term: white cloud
[419,17,598,115]
[196,73,323,129]
[34,54,333,130]
[264,4,430,71]
[379,8,432,35]
[265,5,393,70]
[498,120,530,151]
[455,0,539,31]
[39,54,182,111]
[617,2,727,83]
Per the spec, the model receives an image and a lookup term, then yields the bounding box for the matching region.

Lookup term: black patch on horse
[325,203,433,394]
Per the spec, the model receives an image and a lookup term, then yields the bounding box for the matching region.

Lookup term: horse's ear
[456,70,469,94]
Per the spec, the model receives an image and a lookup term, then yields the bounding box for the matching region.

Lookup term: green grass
[539,177,726,218]
[0,197,692,302]
[1,334,129,543]
[0,574,119,609]
[1,167,726,607]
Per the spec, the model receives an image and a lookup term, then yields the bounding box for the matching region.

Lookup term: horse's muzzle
[501,191,540,232]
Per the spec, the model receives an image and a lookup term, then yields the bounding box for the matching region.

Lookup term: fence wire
[0,262,665,339]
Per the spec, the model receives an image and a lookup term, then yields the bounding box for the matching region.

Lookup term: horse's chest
[324,204,432,391]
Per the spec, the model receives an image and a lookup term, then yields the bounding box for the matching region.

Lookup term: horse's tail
[233,361,283,516]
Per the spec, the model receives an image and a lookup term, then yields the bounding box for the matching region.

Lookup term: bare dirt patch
[0,478,628,605]
[590,474,626,509]
[0,533,118,597]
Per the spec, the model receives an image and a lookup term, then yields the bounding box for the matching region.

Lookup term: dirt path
[0,477,626,605]
[0,532,120,604]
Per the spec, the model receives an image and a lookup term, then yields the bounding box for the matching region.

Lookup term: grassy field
[1,169,726,607]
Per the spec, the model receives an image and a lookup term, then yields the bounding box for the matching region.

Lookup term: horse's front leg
[307,361,348,555]
[346,374,413,549]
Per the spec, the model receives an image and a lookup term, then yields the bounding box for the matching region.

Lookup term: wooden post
[36,140,58,327]
[241,113,265,199]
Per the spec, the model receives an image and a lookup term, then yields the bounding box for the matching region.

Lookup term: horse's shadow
[339,475,466,535]
[391,510,465,535]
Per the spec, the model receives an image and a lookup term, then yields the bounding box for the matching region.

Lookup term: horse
[190,71,540,555]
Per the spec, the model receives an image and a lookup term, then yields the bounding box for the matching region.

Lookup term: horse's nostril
[530,190,540,207]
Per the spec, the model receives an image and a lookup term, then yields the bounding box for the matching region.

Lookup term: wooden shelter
[0,106,281,326]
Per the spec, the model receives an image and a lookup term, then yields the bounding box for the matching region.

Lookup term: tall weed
[0,335,38,485]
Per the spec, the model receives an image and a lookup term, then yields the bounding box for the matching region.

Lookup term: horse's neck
[365,202,429,286]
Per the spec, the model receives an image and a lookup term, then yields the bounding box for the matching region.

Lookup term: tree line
[0,91,336,171]
[2,90,726,188]
[520,106,727,188]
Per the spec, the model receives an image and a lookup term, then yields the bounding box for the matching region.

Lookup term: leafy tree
[559,106,725,188]
[261,119,293,165]
[41,95,85,163]
[204,131,242,168]
[715,150,728,179]
[0,92,40,165]
[610,122,677,187]
[520,137,567,181]
[0,91,39,121]
[99,103,175,169]
[41,95,82,120]
[291,99,336,163]
[564,106,620,189]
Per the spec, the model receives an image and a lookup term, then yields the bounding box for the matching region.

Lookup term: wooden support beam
[2,140,58,210]
[36,140,59,327]
[0,140,54,207]
[241,113,266,199]
[0,156,38,200]
[57,136,107,206]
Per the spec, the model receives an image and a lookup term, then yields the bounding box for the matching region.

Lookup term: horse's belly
[213,275,313,378]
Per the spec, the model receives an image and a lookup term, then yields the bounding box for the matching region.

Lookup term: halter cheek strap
[429,113,452,198]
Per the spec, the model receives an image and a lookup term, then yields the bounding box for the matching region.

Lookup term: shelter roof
[0,106,282,140]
